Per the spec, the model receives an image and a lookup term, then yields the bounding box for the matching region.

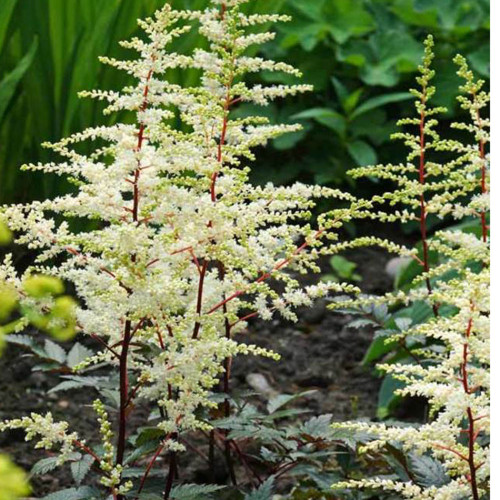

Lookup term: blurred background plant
[0,0,489,204]
[0,219,77,500]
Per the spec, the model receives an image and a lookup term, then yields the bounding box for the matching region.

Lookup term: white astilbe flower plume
[1,1,363,492]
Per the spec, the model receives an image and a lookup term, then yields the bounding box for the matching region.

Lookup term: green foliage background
[0,0,489,204]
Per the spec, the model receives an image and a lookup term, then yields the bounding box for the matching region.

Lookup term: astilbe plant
[0,1,363,498]
[330,39,490,500]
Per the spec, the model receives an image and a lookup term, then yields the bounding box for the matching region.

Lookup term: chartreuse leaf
[0,454,31,500]
[0,220,12,245]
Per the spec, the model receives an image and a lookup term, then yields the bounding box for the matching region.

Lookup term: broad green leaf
[0,0,18,48]
[292,108,345,135]
[351,92,413,119]
[362,336,397,366]
[468,44,490,77]
[329,255,361,281]
[343,88,364,115]
[377,374,405,419]
[0,38,38,122]
[133,427,165,447]
[324,0,375,44]
[124,441,159,466]
[347,140,376,166]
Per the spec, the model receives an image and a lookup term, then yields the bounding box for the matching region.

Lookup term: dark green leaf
[71,455,94,486]
[66,343,94,368]
[351,92,412,119]
[170,484,226,500]
[377,374,405,419]
[347,140,376,166]
[292,107,345,135]
[44,339,67,364]
[0,38,38,122]
[31,456,60,476]
[244,476,275,500]
[409,453,450,488]
[40,486,99,500]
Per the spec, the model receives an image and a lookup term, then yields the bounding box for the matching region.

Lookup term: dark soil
[0,246,392,496]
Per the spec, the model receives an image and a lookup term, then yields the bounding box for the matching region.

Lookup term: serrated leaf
[244,476,275,500]
[31,456,60,476]
[394,317,412,331]
[409,453,450,488]
[124,441,160,466]
[134,427,165,447]
[67,343,94,368]
[6,334,36,348]
[122,468,164,479]
[40,486,99,500]
[71,455,94,486]
[44,339,67,363]
[348,318,378,329]
[301,414,333,439]
[98,388,120,409]
[48,376,102,394]
[267,390,315,414]
[170,484,226,500]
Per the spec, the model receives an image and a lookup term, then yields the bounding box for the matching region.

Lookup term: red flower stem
[417,91,436,315]
[137,442,166,494]
[163,449,177,500]
[116,319,132,471]
[90,333,120,359]
[217,263,237,484]
[474,93,488,243]
[73,439,104,467]
[461,312,480,500]
[192,260,209,339]
[207,229,325,315]
[116,61,154,499]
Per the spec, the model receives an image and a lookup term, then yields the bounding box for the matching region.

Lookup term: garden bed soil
[0,246,392,495]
